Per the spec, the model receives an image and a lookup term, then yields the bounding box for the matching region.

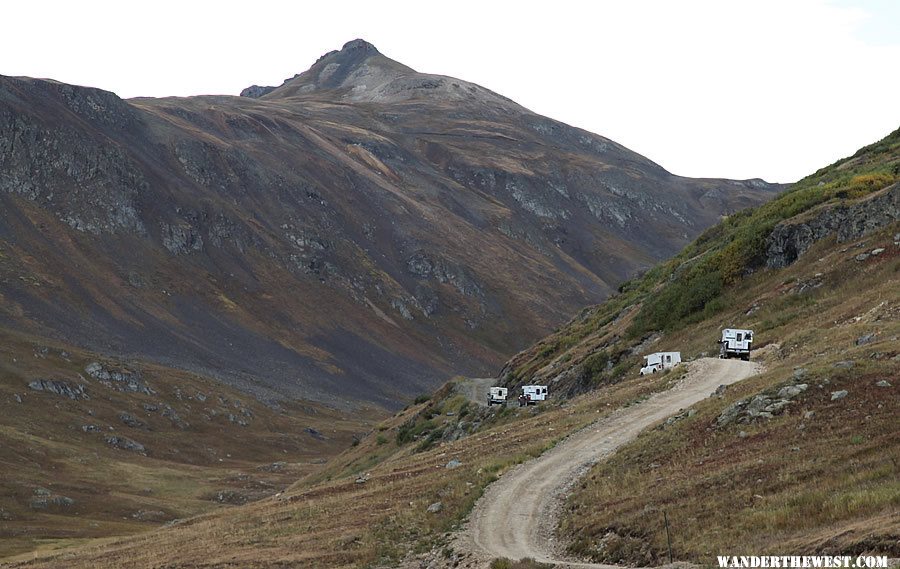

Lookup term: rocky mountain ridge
[0,39,781,407]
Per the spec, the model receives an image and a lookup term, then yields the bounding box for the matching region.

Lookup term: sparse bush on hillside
[582,350,610,381]
[537,341,559,359]
[843,172,896,198]
[396,418,436,445]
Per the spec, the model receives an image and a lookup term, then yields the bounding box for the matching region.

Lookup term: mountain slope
[0,39,780,408]
[8,133,895,569]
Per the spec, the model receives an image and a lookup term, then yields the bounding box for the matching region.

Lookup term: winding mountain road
[458,358,762,567]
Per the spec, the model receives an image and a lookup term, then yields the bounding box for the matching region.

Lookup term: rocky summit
[0,39,781,407]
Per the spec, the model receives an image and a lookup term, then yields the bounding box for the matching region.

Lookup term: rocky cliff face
[0,40,781,408]
[765,183,899,269]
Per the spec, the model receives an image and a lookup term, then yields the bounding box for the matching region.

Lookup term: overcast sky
[3,0,898,182]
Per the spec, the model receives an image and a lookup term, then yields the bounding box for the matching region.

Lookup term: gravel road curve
[457,357,762,568]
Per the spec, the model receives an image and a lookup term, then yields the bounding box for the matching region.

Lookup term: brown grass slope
[561,226,899,565]
[2,362,677,568]
[0,328,375,560]
[493,128,900,564]
[0,39,780,410]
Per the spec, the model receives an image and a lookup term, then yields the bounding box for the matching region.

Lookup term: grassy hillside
[494,127,900,564]
[501,127,899,392]
[4,130,897,568]
[0,327,375,560]
[561,224,899,564]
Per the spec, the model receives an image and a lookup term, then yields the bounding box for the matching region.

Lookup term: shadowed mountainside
[0,39,781,408]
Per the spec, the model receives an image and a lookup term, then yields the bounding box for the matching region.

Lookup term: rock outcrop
[239,84,277,98]
[85,363,154,395]
[715,382,808,427]
[27,379,88,400]
[105,435,147,454]
[765,183,899,269]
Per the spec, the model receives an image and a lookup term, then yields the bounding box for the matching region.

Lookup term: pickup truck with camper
[487,386,508,406]
[640,351,681,376]
[719,328,753,360]
[519,385,548,406]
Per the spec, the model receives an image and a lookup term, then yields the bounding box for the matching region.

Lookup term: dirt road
[457,377,500,407]
[458,358,761,567]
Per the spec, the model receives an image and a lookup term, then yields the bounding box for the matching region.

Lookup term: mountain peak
[340,38,379,54]
[237,39,517,110]
[241,39,412,100]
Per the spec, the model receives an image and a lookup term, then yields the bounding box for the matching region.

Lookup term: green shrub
[844,172,895,198]
[396,418,437,445]
[582,350,610,382]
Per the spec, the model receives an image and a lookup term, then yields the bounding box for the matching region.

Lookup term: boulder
[304,427,326,440]
[778,384,808,398]
[27,379,87,400]
[875,380,891,388]
[118,412,147,429]
[30,494,75,509]
[830,390,848,401]
[715,400,747,428]
[445,459,462,470]
[426,501,443,513]
[50,496,75,507]
[856,334,876,346]
[105,435,146,453]
[131,509,168,522]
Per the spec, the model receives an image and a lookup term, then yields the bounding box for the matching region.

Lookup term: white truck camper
[640,352,682,375]
[519,385,548,406]
[487,386,508,406]
[720,328,753,360]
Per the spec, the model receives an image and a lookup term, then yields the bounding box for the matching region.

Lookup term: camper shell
[720,328,753,360]
[487,386,508,406]
[640,351,681,375]
[519,385,548,406]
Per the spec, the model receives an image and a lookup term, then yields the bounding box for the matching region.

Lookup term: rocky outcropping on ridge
[765,183,899,269]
